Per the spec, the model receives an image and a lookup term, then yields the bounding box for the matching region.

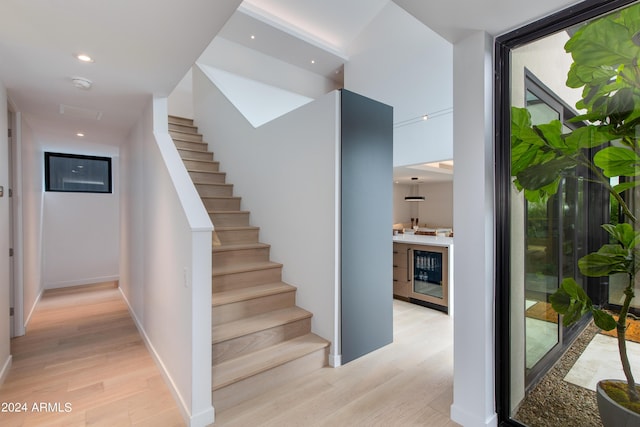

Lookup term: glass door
[409,246,449,312]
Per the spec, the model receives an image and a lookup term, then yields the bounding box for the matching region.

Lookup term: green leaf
[564,125,616,149]
[516,157,576,190]
[613,180,640,194]
[593,309,617,331]
[535,121,566,150]
[593,146,640,177]
[578,251,629,276]
[550,287,572,315]
[550,278,592,327]
[602,223,637,248]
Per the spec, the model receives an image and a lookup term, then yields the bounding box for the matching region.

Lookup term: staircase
[168,115,330,412]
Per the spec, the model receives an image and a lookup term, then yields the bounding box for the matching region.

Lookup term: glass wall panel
[500,2,640,425]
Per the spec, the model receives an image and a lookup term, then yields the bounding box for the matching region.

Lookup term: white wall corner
[328,353,342,368]
[451,30,497,427]
[152,96,169,133]
[0,354,12,386]
[190,230,214,426]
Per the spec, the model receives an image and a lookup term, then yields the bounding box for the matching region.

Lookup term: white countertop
[392,233,454,248]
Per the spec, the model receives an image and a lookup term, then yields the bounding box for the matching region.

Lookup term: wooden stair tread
[170,129,203,137]
[183,159,219,165]
[212,306,311,344]
[201,196,241,201]
[213,242,270,253]
[211,333,329,390]
[215,225,259,231]
[212,282,296,307]
[213,261,281,277]
[208,210,250,216]
[178,147,209,154]
[194,182,233,188]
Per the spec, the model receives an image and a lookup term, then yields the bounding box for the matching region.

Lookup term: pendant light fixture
[405,177,425,201]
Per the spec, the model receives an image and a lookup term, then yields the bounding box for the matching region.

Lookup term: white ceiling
[0,0,584,155]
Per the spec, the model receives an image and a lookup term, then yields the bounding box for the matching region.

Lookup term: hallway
[0,283,183,426]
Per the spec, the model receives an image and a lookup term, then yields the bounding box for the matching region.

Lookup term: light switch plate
[0,186,3,197]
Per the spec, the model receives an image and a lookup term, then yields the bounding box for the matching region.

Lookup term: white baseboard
[450,404,498,427]
[0,354,12,386]
[44,275,119,290]
[329,353,341,367]
[190,407,216,427]
[118,288,213,427]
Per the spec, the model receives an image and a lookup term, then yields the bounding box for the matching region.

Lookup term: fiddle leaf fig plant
[511,4,640,406]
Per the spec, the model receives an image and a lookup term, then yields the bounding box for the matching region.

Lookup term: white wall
[193,65,339,360]
[40,141,119,289]
[0,83,11,385]
[169,70,195,120]
[119,97,213,426]
[17,117,43,327]
[450,31,497,427]
[344,2,453,167]
[394,181,453,227]
[198,37,339,100]
[512,30,581,111]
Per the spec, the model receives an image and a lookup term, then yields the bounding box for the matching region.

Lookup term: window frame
[44,152,113,194]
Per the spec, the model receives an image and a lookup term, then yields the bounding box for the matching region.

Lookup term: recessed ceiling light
[75,53,94,63]
[76,132,85,137]
[250,35,255,40]
[422,115,429,121]
[311,60,316,64]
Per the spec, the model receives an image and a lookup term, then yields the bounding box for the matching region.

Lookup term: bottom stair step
[212,334,329,412]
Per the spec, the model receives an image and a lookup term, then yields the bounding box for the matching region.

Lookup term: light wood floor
[214,299,460,427]
[0,283,184,427]
[0,285,459,427]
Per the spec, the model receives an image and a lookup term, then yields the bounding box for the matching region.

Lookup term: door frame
[7,104,24,338]
[494,0,638,423]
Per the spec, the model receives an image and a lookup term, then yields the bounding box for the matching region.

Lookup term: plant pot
[596,380,640,427]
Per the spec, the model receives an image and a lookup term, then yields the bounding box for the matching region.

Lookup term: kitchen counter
[392,233,454,248]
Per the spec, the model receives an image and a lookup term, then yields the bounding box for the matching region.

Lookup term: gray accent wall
[340,89,393,363]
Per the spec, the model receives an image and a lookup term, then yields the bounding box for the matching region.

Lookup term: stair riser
[168,116,194,126]
[169,130,203,142]
[174,139,208,152]
[212,348,327,412]
[209,212,250,227]
[203,198,242,212]
[212,291,296,326]
[213,266,282,292]
[216,228,259,245]
[196,184,234,198]
[213,318,311,365]
[178,149,214,161]
[183,159,219,172]
[213,247,270,269]
[169,122,198,134]
[189,171,226,184]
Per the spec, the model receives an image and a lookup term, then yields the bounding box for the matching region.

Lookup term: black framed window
[45,152,112,193]
[495,0,639,425]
